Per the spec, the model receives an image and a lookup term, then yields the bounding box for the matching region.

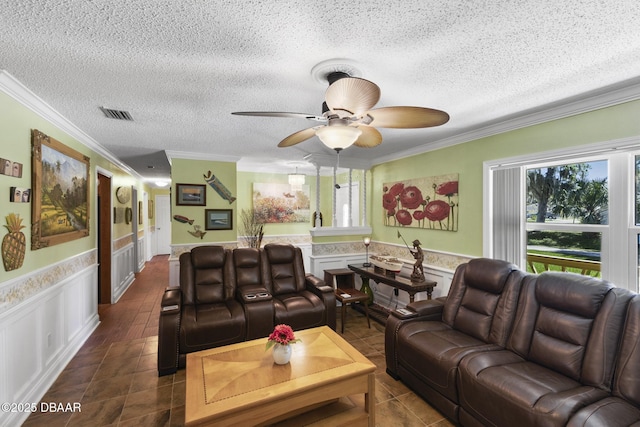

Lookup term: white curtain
[491,167,524,266]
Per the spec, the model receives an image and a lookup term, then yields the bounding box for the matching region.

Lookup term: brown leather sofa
[158,244,335,376]
[567,295,640,427]
[261,243,336,331]
[386,258,636,426]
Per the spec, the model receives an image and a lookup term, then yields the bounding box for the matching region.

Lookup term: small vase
[272,343,292,364]
[360,277,374,305]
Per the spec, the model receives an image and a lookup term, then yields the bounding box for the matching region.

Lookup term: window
[525,160,607,276]
[487,145,640,291]
[526,161,608,225]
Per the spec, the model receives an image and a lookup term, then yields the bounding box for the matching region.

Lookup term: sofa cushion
[567,397,640,427]
[459,349,608,427]
[189,246,229,304]
[262,244,306,295]
[180,301,245,353]
[272,290,324,330]
[443,258,524,345]
[396,320,501,403]
[233,248,262,288]
[508,273,628,387]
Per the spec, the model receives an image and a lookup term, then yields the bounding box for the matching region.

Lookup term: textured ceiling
[2,1,640,183]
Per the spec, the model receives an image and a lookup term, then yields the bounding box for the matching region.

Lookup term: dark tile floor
[23,255,453,427]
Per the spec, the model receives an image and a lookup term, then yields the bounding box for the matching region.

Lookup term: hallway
[24,255,181,426]
[23,255,451,426]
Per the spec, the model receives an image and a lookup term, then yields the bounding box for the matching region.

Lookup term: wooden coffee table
[185,326,376,426]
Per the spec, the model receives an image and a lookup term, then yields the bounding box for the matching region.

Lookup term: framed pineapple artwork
[2,213,26,271]
[31,129,90,250]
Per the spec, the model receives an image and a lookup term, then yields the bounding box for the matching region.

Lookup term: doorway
[97,172,112,304]
[155,195,171,255]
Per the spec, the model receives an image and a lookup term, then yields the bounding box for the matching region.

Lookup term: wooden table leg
[366,372,375,426]
[362,302,371,329]
[341,302,347,333]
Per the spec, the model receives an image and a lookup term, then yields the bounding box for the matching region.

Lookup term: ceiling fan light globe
[316,126,362,150]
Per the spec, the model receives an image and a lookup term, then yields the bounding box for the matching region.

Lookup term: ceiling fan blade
[366,106,450,128]
[353,126,383,148]
[277,127,318,147]
[232,111,326,122]
[325,77,381,116]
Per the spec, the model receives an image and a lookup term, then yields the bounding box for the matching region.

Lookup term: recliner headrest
[537,272,612,318]
[191,246,226,269]
[464,258,518,294]
[234,248,260,268]
[264,244,296,264]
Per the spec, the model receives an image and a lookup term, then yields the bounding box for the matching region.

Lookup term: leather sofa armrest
[161,287,181,309]
[237,286,272,303]
[391,298,444,320]
[305,274,333,293]
[305,274,337,330]
[158,288,182,376]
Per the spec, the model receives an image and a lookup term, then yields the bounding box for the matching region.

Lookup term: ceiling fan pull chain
[334,149,342,190]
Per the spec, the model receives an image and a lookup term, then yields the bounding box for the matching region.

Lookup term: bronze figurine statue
[410,239,425,281]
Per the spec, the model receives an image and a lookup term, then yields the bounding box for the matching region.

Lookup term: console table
[348,263,437,325]
[348,263,436,302]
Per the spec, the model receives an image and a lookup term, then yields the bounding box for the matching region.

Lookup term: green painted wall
[236,171,318,235]
[371,99,640,256]
[0,90,142,282]
[171,158,237,244]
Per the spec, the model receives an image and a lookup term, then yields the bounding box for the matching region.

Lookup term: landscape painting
[253,183,310,223]
[383,173,459,231]
[31,129,90,249]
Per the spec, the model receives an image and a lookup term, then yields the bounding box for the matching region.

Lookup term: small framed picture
[10,187,30,203]
[176,183,206,206]
[205,209,232,230]
[1,159,22,177]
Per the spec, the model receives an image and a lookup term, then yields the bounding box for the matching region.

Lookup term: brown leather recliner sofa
[158,243,335,376]
[386,257,638,426]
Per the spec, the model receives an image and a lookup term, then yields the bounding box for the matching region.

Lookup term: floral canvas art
[253,183,310,223]
[383,173,459,231]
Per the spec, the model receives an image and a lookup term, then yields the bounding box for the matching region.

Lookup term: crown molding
[372,76,640,166]
[303,153,372,170]
[0,70,141,179]
[164,150,241,165]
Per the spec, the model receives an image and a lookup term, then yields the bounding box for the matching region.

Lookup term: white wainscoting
[309,253,369,277]
[0,264,99,427]
[148,229,157,259]
[169,256,179,288]
[112,242,135,303]
[137,236,146,272]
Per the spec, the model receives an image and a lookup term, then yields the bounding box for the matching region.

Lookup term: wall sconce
[363,236,371,267]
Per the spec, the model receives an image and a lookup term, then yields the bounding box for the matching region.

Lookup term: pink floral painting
[383,174,459,231]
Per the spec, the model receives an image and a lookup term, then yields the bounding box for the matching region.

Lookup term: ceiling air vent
[100,106,133,121]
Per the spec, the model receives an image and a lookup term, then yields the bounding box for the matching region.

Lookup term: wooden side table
[335,288,371,333]
[324,268,356,289]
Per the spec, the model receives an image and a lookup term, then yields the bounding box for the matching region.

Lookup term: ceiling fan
[232,72,450,152]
